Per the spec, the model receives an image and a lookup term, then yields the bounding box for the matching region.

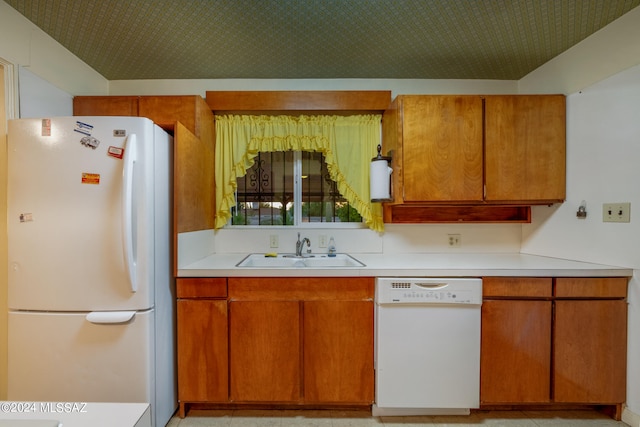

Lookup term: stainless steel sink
[236,253,365,268]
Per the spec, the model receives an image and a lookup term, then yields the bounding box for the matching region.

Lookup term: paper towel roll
[370,159,393,201]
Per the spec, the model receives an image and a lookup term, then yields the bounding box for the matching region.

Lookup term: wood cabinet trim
[385,205,531,223]
[206,90,391,112]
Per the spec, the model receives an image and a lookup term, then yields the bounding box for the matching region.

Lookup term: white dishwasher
[373,277,482,416]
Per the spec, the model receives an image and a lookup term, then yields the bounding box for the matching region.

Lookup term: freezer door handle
[86,311,136,324]
[122,133,137,293]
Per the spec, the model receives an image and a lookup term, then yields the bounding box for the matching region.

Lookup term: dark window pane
[233,151,362,226]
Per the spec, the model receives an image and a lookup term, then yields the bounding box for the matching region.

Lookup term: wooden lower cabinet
[178,276,374,415]
[177,299,228,402]
[481,299,552,403]
[177,278,229,417]
[303,300,374,403]
[229,300,301,402]
[228,277,374,405]
[480,277,628,419]
[554,299,627,403]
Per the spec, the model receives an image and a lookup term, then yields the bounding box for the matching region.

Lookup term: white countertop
[0,402,150,427]
[178,252,633,278]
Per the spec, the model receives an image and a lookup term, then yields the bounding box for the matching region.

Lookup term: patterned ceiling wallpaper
[4,0,640,80]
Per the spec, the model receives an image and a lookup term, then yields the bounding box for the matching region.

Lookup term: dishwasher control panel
[376,278,482,305]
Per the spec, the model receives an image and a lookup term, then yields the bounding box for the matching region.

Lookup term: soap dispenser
[327,237,337,257]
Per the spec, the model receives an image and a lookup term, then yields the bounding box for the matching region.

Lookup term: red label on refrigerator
[81,173,100,184]
[41,119,51,136]
[107,146,124,159]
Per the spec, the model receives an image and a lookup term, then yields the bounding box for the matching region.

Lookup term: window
[214,114,385,232]
[231,151,363,226]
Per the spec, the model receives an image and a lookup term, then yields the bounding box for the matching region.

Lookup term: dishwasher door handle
[414,283,449,289]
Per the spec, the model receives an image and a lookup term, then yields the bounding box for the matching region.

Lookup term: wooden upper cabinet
[400,95,483,203]
[73,96,139,116]
[173,122,215,235]
[382,94,566,216]
[484,95,566,203]
[138,95,213,138]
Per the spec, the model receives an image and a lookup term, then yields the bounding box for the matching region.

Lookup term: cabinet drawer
[177,278,227,298]
[228,277,374,300]
[483,277,552,298]
[555,278,628,298]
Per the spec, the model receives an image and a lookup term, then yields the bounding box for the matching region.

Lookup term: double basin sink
[236,253,365,268]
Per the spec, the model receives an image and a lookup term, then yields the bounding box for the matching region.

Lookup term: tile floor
[166,409,628,426]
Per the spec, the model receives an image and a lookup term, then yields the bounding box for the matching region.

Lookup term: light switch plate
[603,202,631,223]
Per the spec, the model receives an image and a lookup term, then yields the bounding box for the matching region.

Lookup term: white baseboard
[371,405,470,417]
[623,406,640,427]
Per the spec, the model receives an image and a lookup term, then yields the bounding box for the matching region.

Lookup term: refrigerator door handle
[86,311,136,324]
[122,134,137,293]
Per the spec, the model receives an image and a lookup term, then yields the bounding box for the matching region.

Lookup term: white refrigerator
[7,117,176,427]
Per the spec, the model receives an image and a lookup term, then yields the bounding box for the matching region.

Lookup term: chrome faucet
[295,232,311,257]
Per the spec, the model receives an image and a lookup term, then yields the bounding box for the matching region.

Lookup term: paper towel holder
[370,144,393,202]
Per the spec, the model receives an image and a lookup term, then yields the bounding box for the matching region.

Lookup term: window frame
[227,151,366,229]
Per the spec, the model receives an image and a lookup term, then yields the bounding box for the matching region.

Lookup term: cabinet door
[481,300,552,403]
[554,300,627,403]
[73,96,139,116]
[229,300,301,402]
[484,95,566,203]
[303,300,374,404]
[177,299,228,402]
[402,96,483,202]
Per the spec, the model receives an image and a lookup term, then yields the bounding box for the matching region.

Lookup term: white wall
[18,67,73,117]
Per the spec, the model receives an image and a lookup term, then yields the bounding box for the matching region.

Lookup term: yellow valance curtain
[214,114,384,232]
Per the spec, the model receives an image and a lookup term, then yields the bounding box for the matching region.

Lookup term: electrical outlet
[318,235,327,248]
[603,203,631,223]
[448,234,461,247]
[269,235,279,248]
